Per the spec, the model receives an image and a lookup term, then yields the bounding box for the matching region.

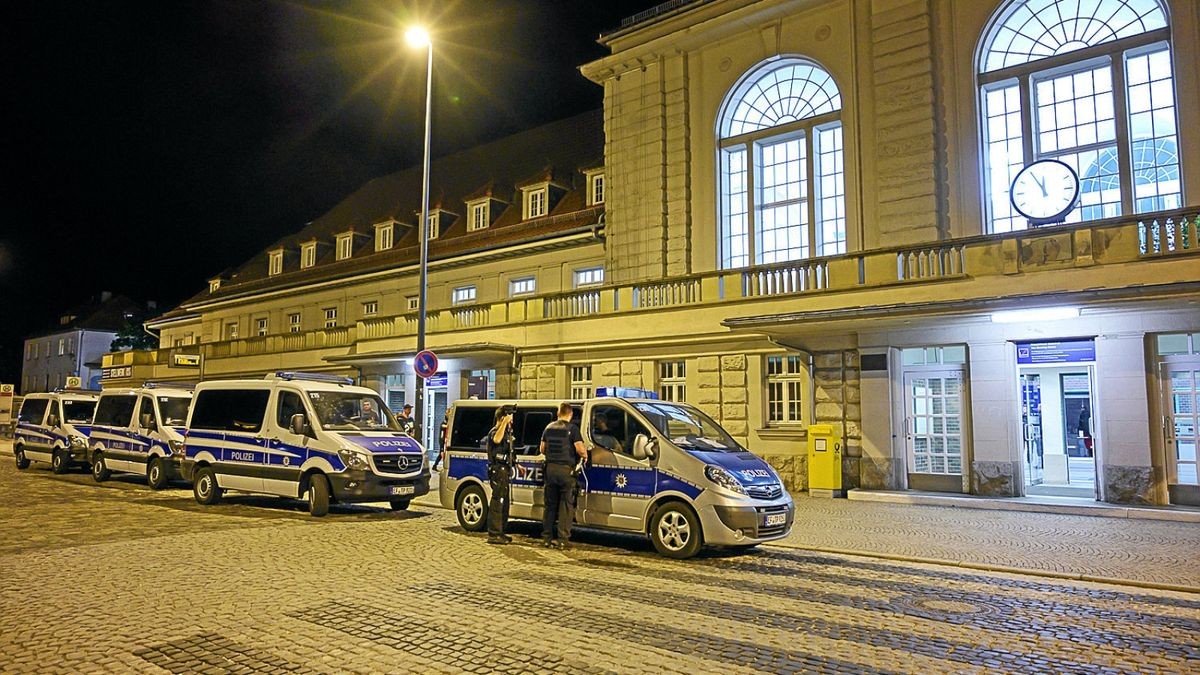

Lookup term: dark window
[276,391,307,429]
[18,399,47,423]
[62,400,96,424]
[93,395,138,427]
[516,409,555,454]
[190,389,271,432]
[450,407,494,451]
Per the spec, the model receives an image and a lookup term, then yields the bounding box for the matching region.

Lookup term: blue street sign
[1016,339,1095,365]
[414,350,439,378]
[426,372,448,388]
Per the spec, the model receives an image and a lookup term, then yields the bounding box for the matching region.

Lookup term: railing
[544,290,603,319]
[452,305,490,329]
[743,261,828,297]
[633,279,701,308]
[897,245,965,281]
[1140,213,1198,256]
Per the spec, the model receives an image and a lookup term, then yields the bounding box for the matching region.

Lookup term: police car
[13,390,98,473]
[180,372,429,516]
[88,383,193,488]
[439,388,795,558]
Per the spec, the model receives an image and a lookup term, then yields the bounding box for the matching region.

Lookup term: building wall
[21,329,114,393]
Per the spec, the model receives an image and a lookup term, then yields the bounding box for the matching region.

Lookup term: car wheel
[455,484,487,532]
[14,445,30,470]
[389,499,410,511]
[92,452,111,482]
[307,474,330,517]
[193,466,222,505]
[52,449,70,475]
[650,501,703,559]
[147,457,168,490]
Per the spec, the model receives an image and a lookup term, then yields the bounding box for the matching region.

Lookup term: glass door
[1163,364,1199,486]
[1021,373,1044,485]
[904,370,965,484]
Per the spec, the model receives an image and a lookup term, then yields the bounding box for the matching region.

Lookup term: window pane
[815,123,846,255]
[983,81,1026,233]
[1126,46,1181,213]
[722,61,842,137]
[721,147,749,268]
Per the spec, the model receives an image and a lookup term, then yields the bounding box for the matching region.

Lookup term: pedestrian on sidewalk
[539,402,586,549]
[486,405,516,545]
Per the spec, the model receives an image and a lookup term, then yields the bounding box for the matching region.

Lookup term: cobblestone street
[1,448,1198,674]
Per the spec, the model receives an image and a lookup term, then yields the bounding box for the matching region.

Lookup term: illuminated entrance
[1017,339,1097,498]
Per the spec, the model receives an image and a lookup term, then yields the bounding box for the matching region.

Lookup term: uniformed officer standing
[539,402,587,549]
[486,406,516,545]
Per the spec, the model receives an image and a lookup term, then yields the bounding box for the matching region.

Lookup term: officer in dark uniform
[486,405,516,545]
[539,402,586,549]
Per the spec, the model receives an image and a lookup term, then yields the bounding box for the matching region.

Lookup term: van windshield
[62,400,96,424]
[158,397,191,426]
[632,402,742,453]
[309,392,400,431]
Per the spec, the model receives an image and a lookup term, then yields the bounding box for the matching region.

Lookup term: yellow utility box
[807,423,844,497]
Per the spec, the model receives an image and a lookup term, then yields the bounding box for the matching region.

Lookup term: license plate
[390,485,415,496]
[764,513,786,527]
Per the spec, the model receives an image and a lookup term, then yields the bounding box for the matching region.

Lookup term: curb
[761,540,1200,595]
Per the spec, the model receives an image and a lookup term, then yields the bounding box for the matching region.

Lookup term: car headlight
[705,465,747,496]
[69,435,87,448]
[338,447,370,470]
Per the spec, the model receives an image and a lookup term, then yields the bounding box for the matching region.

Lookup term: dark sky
[1,0,655,384]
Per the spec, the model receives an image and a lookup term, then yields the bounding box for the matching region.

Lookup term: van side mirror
[289,413,309,436]
[632,434,658,460]
[47,413,60,428]
[140,412,156,429]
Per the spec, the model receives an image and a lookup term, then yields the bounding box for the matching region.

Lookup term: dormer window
[469,201,489,231]
[524,187,548,219]
[585,169,605,205]
[426,213,440,240]
[209,279,221,293]
[300,242,317,269]
[336,233,354,260]
[268,249,283,276]
[374,222,394,252]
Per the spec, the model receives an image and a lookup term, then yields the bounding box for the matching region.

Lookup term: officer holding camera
[486,405,517,545]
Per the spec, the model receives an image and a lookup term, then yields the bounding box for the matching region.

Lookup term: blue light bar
[595,386,659,400]
[269,371,354,386]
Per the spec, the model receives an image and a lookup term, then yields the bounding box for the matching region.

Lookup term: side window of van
[518,410,554,454]
[18,399,48,424]
[190,390,271,433]
[276,391,307,430]
[139,397,156,426]
[450,407,493,450]
[94,395,137,427]
[62,399,96,424]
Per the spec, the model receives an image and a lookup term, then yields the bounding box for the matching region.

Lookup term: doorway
[1019,363,1098,498]
[424,389,448,463]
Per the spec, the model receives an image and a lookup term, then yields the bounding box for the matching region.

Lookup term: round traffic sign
[414,350,439,379]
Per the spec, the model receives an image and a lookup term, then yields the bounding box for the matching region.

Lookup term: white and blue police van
[180,372,429,516]
[88,384,193,488]
[13,390,98,474]
[439,388,795,559]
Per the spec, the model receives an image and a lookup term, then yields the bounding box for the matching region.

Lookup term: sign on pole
[414,350,439,379]
[173,353,201,368]
[0,384,13,426]
[65,376,82,389]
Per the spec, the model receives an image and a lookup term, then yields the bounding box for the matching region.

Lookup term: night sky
[1,0,655,384]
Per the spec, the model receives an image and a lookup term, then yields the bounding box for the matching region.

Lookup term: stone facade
[971,461,1019,498]
[1103,465,1157,506]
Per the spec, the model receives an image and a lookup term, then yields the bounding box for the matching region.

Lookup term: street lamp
[407,25,433,450]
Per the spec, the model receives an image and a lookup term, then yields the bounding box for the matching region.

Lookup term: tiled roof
[180,110,604,308]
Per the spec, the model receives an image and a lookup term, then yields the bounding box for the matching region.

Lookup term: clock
[1009,159,1080,224]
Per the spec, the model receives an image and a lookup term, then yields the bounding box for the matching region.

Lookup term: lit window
[301,242,317,269]
[268,250,283,276]
[208,279,221,293]
[288,313,301,333]
[57,339,65,356]
[659,361,686,402]
[469,202,489,231]
[375,223,393,252]
[427,214,439,240]
[336,233,353,260]
[407,297,420,311]
[590,173,605,205]
[525,188,547,219]
[452,285,477,306]
[224,322,239,341]
[718,59,846,268]
[509,276,536,296]
[979,0,1178,232]
[570,365,593,399]
[323,307,338,328]
[765,355,806,425]
[362,300,379,316]
[573,266,604,288]
[255,318,268,336]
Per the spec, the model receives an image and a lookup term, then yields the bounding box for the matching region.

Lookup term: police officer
[486,406,516,545]
[539,402,586,549]
[396,404,415,435]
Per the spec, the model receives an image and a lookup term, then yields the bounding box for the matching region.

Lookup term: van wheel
[650,502,703,559]
[52,450,70,475]
[455,484,487,532]
[307,474,330,517]
[14,446,30,470]
[389,499,410,511]
[147,457,168,490]
[193,467,222,505]
[91,452,111,482]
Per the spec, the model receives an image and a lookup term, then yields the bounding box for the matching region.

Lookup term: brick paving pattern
[0,443,1197,673]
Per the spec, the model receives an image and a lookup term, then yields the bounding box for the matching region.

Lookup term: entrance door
[423,390,449,461]
[1162,363,1199,495]
[903,370,965,492]
[1021,373,1044,485]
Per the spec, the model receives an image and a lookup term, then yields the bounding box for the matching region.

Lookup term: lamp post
[406,26,433,450]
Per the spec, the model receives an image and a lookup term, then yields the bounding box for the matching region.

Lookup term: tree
[110,322,157,351]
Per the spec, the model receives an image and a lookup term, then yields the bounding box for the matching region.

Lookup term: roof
[182,110,605,308]
[26,294,147,339]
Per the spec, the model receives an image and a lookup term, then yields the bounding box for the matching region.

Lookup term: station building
[105,0,1200,506]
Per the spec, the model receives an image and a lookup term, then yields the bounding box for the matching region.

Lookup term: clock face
[1010,159,1080,223]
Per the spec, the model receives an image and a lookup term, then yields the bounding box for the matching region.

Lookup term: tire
[14,445,29,470]
[92,452,111,482]
[307,473,330,517]
[650,501,703,559]
[52,449,70,475]
[455,484,487,532]
[389,499,411,511]
[193,466,222,505]
[147,457,168,490]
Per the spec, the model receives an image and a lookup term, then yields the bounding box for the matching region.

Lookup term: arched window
[979,0,1179,233]
[717,59,846,269]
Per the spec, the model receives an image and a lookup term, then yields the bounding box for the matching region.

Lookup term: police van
[439,389,795,558]
[180,372,429,516]
[88,384,193,488]
[13,390,99,473]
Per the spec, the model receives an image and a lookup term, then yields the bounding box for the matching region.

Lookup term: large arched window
[979,0,1180,233]
[717,59,846,269]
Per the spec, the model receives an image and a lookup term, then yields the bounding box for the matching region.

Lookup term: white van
[88,384,193,488]
[180,372,429,516]
[13,391,98,473]
[439,391,795,558]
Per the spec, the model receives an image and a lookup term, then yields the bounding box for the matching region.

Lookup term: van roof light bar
[595,386,659,400]
[52,387,99,395]
[143,381,197,390]
[269,371,354,386]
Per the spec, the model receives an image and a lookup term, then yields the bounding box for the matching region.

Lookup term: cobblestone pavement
[1,448,1198,674]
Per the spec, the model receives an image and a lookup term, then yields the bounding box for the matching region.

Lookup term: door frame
[1013,361,1100,498]
[1159,358,1200,505]
[901,367,969,493]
